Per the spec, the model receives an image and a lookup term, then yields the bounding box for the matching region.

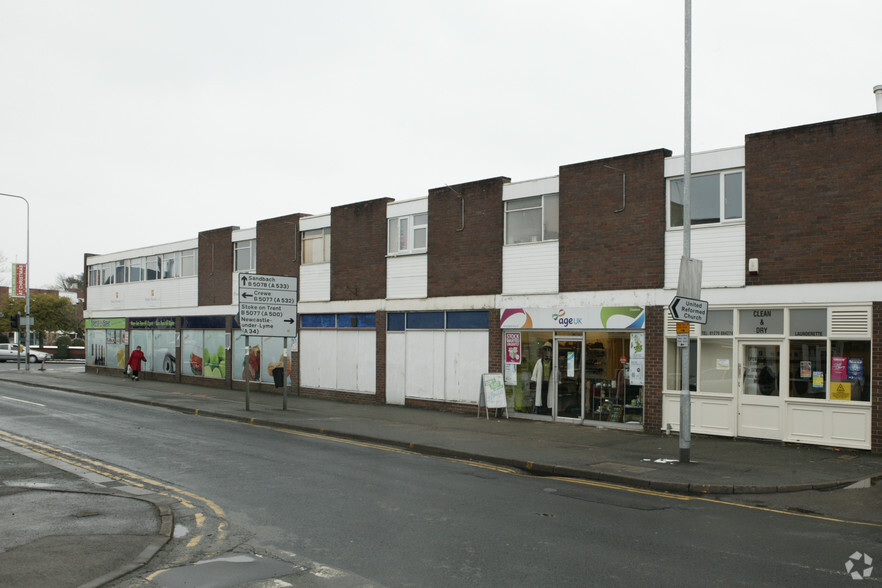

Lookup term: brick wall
[642,305,665,433]
[256,213,303,277]
[376,310,387,403]
[331,198,391,301]
[559,149,670,292]
[198,226,236,306]
[427,177,509,297]
[746,114,882,285]
[488,308,501,374]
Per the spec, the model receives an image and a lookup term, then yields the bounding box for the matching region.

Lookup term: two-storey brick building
[84,108,882,452]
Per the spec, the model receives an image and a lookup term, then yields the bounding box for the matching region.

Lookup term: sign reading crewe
[669,296,708,324]
[238,274,298,337]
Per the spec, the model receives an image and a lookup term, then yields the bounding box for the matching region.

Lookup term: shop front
[663,305,873,449]
[500,306,646,426]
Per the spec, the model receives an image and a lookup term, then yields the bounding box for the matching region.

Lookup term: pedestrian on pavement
[127,346,147,381]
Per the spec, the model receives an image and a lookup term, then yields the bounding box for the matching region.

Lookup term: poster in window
[505,332,521,364]
[800,361,812,378]
[629,358,644,386]
[831,357,847,380]
[847,358,863,383]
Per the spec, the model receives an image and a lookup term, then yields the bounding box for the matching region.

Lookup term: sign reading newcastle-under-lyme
[238,274,298,337]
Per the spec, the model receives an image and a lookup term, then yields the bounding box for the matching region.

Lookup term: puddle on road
[154,553,300,588]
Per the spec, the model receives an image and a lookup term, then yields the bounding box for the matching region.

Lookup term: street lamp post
[1,192,31,371]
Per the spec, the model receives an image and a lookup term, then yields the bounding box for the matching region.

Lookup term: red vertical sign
[12,263,27,297]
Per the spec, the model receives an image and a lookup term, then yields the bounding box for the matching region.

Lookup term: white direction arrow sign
[669,296,708,324]
[238,274,298,337]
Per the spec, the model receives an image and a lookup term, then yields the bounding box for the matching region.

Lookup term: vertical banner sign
[12,263,27,297]
[504,332,521,364]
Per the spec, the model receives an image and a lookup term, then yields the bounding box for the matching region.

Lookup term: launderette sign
[500,307,644,330]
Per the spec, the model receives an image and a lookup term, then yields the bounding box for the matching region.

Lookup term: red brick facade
[256,213,304,278]
[427,177,509,297]
[198,226,236,306]
[559,149,670,292]
[331,198,391,301]
[745,114,882,286]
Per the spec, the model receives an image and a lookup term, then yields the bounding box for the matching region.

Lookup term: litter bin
[272,366,285,388]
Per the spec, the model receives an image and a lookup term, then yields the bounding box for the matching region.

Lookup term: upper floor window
[669,171,743,228]
[181,249,198,277]
[505,193,559,244]
[302,228,331,264]
[163,252,180,279]
[145,255,161,280]
[87,248,197,286]
[388,213,427,255]
[127,257,145,282]
[234,239,256,272]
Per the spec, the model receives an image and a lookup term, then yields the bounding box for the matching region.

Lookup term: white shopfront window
[663,305,872,449]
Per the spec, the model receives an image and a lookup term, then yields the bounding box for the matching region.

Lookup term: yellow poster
[830,382,851,401]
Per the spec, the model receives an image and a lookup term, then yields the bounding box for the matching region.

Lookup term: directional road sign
[669,296,708,324]
[237,274,298,337]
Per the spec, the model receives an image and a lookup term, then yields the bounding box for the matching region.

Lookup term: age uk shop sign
[500,306,645,330]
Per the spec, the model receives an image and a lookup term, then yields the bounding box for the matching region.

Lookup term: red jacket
[128,349,146,371]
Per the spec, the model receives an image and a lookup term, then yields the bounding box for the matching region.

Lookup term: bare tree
[54,272,85,292]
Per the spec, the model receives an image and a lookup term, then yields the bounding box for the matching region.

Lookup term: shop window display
[507,332,553,414]
[831,341,871,402]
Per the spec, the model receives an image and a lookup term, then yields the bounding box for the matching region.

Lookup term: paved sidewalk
[3,366,881,495]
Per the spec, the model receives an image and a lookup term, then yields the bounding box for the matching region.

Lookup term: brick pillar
[376,310,387,404]
[488,309,501,373]
[643,305,665,433]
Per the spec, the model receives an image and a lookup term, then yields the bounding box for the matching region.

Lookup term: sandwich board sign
[478,373,508,419]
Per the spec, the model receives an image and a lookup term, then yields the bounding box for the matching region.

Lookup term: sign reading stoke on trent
[669,295,708,324]
[238,274,298,337]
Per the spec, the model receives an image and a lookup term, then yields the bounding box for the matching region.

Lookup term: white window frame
[302,228,331,264]
[504,193,559,245]
[668,169,744,229]
[388,213,428,256]
[181,249,198,277]
[234,239,257,272]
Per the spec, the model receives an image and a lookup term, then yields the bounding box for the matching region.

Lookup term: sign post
[237,274,298,411]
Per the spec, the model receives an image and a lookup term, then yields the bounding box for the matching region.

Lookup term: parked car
[0,344,53,363]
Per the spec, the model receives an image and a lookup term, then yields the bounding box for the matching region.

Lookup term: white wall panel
[405,331,445,400]
[502,241,559,295]
[665,224,745,289]
[387,255,427,299]
[444,331,488,404]
[357,331,376,393]
[386,333,406,405]
[86,277,199,312]
[302,330,375,394]
[336,332,359,391]
[300,264,330,301]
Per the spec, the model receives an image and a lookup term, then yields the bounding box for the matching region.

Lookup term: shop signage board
[669,296,708,324]
[238,274,298,337]
[477,373,508,419]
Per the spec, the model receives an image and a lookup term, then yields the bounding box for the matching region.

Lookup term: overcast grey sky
[1,0,880,289]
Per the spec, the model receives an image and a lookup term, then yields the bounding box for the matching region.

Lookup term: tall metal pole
[1,192,31,372]
[680,0,693,463]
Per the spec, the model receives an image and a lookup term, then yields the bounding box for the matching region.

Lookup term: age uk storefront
[501,306,646,426]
